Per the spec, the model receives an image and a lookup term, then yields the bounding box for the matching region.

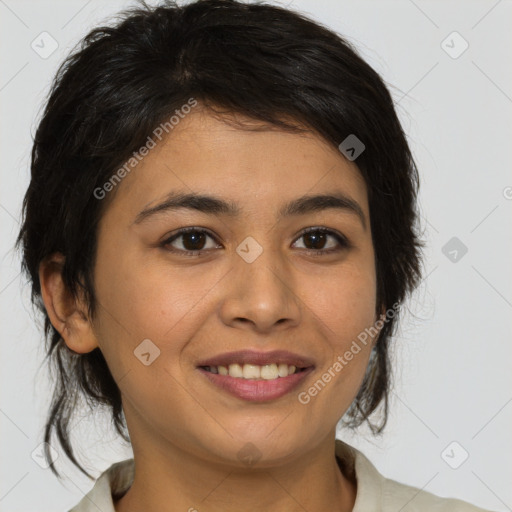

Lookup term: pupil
[183,232,205,250]
[305,231,325,249]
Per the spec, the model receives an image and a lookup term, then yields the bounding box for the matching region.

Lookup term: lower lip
[197,367,314,402]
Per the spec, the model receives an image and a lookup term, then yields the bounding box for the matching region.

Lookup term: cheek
[95,247,189,335]
[92,252,225,378]
[310,257,378,342]
[304,260,378,401]
[90,262,201,419]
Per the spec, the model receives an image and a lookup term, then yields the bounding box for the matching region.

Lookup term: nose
[218,246,301,334]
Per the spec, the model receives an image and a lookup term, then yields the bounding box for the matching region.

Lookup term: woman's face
[87,108,380,467]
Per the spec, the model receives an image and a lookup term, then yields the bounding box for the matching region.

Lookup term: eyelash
[161,226,351,257]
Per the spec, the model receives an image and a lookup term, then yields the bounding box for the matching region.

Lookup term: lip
[197,366,315,402]
[196,350,315,402]
[196,349,315,368]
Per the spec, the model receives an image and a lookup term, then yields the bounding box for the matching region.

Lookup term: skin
[39,107,385,511]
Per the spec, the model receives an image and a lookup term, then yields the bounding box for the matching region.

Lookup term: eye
[161,226,350,257]
[292,227,350,255]
[162,227,220,256]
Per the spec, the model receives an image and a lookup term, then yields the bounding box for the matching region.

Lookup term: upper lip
[197,349,315,369]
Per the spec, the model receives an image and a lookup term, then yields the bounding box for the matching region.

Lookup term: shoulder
[67,458,134,512]
[334,439,494,512]
[380,474,492,511]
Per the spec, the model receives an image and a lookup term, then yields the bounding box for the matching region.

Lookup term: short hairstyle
[16,0,423,479]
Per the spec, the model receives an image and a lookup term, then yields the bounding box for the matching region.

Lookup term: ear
[38,253,99,354]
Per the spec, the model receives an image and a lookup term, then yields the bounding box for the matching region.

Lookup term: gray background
[1,0,511,510]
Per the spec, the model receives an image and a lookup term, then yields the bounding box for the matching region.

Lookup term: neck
[114,428,356,512]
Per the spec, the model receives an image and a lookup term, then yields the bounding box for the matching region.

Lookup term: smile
[196,349,315,402]
[201,363,305,380]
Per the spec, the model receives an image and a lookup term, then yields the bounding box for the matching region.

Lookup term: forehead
[100,108,369,224]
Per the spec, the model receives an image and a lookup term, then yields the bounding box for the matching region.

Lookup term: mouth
[196,350,315,402]
[199,363,309,379]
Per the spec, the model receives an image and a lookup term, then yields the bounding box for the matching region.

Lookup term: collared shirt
[68,439,493,511]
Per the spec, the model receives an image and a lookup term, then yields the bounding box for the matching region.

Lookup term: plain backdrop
[1,0,511,510]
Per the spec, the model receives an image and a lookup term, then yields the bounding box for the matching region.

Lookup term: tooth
[209,366,218,374]
[221,363,298,379]
[228,363,243,378]
[277,363,289,377]
[261,363,279,380]
[242,364,261,379]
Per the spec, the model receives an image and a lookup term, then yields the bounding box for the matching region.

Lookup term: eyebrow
[133,191,367,230]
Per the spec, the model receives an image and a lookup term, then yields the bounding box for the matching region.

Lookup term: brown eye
[162,228,220,255]
[161,226,350,257]
[292,227,350,255]
[303,231,330,250]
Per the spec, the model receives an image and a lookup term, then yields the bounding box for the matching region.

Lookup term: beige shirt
[68,439,493,511]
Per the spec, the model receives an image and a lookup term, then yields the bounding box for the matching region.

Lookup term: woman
[16,0,492,510]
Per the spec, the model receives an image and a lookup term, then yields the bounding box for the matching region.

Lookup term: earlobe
[38,253,99,354]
